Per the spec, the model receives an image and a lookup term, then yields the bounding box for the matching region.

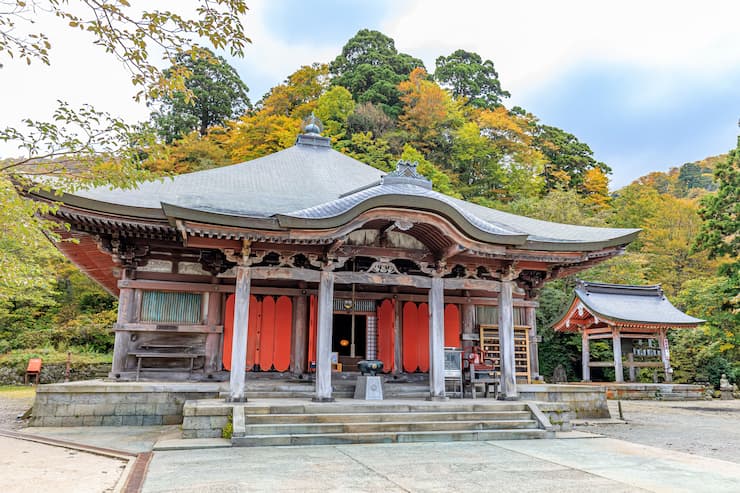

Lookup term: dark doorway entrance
[332,314,366,358]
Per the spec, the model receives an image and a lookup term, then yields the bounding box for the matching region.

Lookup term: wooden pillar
[111,270,135,378]
[658,328,673,383]
[582,331,591,382]
[628,353,636,382]
[393,296,403,375]
[428,276,446,400]
[228,266,251,402]
[204,291,223,374]
[291,290,309,376]
[498,280,518,399]
[526,306,540,380]
[612,327,624,383]
[461,302,476,353]
[314,271,335,402]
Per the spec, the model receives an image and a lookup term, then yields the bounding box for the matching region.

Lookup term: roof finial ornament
[303,112,323,135]
[295,113,331,147]
[381,159,432,190]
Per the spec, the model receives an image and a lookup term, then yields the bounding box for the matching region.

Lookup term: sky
[2,0,739,188]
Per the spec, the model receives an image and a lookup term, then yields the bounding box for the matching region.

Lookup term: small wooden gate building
[552,281,704,382]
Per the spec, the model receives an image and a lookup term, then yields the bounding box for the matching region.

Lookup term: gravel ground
[0,387,34,431]
[579,399,740,463]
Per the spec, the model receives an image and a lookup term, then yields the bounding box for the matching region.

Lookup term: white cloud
[382,0,740,98]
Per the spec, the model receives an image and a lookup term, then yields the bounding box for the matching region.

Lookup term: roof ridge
[576,279,663,297]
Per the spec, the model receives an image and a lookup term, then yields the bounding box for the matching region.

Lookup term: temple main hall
[29,127,639,402]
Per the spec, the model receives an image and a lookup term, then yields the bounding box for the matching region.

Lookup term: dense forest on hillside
[1,29,737,386]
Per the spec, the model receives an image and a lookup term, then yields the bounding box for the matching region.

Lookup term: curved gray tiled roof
[574,281,704,325]
[72,134,640,250]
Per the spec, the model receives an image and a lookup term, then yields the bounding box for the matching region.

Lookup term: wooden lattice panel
[479,324,531,383]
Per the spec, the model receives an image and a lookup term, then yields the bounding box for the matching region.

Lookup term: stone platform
[29,378,600,430]
[570,382,705,400]
[518,384,610,419]
[31,380,225,426]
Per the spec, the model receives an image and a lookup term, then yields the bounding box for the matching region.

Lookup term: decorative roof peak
[295,113,331,147]
[381,160,432,189]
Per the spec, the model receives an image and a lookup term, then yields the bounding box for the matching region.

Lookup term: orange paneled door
[223,294,293,371]
[402,302,429,372]
[376,299,394,372]
[444,304,461,348]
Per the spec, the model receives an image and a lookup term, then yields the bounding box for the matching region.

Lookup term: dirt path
[580,399,740,463]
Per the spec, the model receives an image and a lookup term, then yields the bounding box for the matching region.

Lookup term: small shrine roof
[553,280,704,331]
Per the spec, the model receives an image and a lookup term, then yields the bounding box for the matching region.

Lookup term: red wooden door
[246,296,261,370]
[223,294,235,371]
[417,302,430,372]
[273,296,293,372]
[402,302,418,372]
[376,299,394,372]
[259,296,276,370]
[444,304,461,348]
[308,295,317,365]
[223,294,292,372]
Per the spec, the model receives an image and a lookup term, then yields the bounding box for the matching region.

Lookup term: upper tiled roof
[50,134,640,251]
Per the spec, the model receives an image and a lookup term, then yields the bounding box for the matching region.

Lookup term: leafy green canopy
[329,29,424,118]
[534,124,612,192]
[694,136,740,262]
[434,49,510,109]
[151,49,251,143]
[0,1,251,306]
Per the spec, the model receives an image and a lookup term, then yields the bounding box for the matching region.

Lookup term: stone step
[240,419,538,436]
[244,410,533,424]
[244,391,354,399]
[244,402,530,415]
[232,428,549,447]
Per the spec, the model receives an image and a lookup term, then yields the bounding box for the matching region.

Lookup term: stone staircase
[230,401,553,446]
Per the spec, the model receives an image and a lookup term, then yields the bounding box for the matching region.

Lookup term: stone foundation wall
[518,384,610,419]
[31,380,225,426]
[604,383,705,400]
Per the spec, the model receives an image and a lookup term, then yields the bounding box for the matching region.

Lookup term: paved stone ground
[581,399,740,463]
[141,439,740,493]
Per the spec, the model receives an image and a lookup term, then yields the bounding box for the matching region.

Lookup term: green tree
[224,114,301,162]
[346,102,395,138]
[534,125,611,193]
[434,49,510,109]
[259,63,330,119]
[0,0,249,100]
[313,86,355,142]
[329,29,423,118]
[341,132,394,172]
[150,49,251,142]
[400,145,460,197]
[144,131,231,174]
[398,67,463,154]
[694,136,740,262]
[0,1,251,303]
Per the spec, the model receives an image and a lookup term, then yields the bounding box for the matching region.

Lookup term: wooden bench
[468,363,499,399]
[129,345,205,381]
